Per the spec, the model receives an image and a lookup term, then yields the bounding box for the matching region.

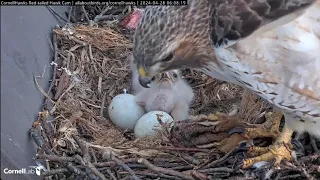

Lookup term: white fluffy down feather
[129,56,194,121]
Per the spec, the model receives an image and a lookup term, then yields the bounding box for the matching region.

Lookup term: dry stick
[90,148,98,163]
[45,33,58,106]
[81,6,92,26]
[105,169,117,180]
[30,128,86,176]
[138,158,194,180]
[100,92,107,117]
[42,168,69,176]
[39,161,119,177]
[134,171,181,180]
[199,148,234,169]
[309,134,320,154]
[94,6,112,23]
[94,15,119,22]
[46,6,68,22]
[280,164,315,180]
[37,154,76,162]
[73,135,108,180]
[197,167,234,173]
[111,155,141,180]
[67,6,73,23]
[174,153,200,165]
[155,146,210,153]
[33,74,55,105]
[30,128,51,155]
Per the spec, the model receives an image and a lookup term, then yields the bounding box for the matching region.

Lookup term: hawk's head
[133,2,215,88]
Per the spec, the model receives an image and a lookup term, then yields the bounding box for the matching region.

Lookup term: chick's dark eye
[172,73,178,78]
[161,53,174,62]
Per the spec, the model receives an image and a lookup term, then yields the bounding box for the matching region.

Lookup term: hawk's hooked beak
[138,66,152,88]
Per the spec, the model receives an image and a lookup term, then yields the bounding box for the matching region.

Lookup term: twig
[105,169,117,180]
[175,153,200,165]
[48,24,58,99]
[37,141,49,155]
[39,161,120,177]
[73,135,107,180]
[86,161,106,180]
[111,155,141,180]
[29,127,51,154]
[33,74,55,105]
[138,158,194,180]
[46,6,67,22]
[155,146,210,153]
[94,6,112,23]
[67,6,73,23]
[90,148,97,163]
[197,167,234,173]
[30,126,86,177]
[134,171,182,180]
[37,153,86,176]
[44,159,52,180]
[41,168,69,176]
[279,174,302,179]
[81,6,92,26]
[199,148,234,169]
[94,15,118,22]
[37,154,75,162]
[100,92,107,117]
[309,134,320,154]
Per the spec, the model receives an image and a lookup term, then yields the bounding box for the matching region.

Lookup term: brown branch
[46,33,58,106]
[197,167,234,173]
[73,135,107,180]
[41,168,69,176]
[199,148,234,169]
[111,155,140,180]
[93,6,113,23]
[105,169,117,180]
[154,146,210,153]
[138,158,194,180]
[37,154,75,162]
[90,148,97,163]
[134,171,181,180]
[39,161,119,177]
[100,92,106,117]
[309,134,320,154]
[81,6,92,26]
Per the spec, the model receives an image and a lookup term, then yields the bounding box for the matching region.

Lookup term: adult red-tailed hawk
[133,0,320,168]
[130,57,194,121]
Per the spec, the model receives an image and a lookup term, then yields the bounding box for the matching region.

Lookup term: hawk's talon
[228,127,245,135]
[239,112,295,169]
[242,141,293,169]
[241,112,282,140]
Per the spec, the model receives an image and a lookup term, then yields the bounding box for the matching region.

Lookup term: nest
[30,6,320,180]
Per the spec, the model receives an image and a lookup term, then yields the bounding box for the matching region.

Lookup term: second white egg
[134,111,174,138]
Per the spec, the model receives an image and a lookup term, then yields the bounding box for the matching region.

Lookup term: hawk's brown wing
[209,0,316,47]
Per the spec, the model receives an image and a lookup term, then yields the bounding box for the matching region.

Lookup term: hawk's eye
[161,53,173,62]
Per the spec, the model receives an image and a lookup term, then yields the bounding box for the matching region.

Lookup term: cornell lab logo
[3,165,45,176]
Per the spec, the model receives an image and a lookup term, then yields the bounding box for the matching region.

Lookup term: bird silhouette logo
[29,162,46,176]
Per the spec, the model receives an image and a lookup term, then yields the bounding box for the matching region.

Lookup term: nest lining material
[51,24,269,151]
[31,6,320,180]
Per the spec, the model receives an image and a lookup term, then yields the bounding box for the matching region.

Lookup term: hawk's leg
[240,112,294,169]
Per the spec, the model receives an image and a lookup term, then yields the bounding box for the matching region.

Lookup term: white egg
[108,93,146,130]
[134,111,174,138]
